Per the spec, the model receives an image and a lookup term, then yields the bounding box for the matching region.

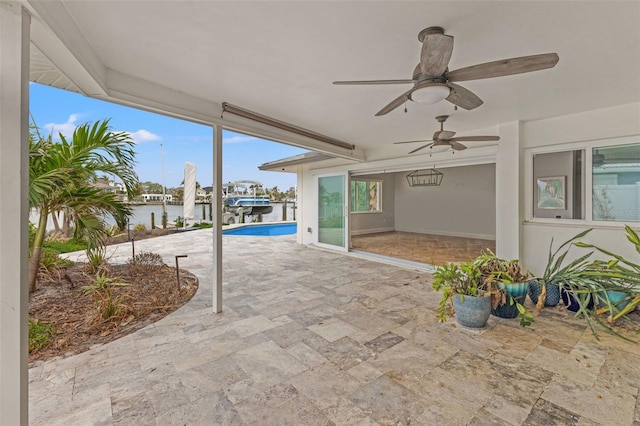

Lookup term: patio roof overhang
[22,1,639,162]
[259,152,335,172]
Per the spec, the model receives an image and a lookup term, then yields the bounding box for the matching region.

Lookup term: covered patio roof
[24,1,640,161]
[259,152,334,172]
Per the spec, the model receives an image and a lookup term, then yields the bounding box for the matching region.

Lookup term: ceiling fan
[394,115,499,153]
[333,26,559,116]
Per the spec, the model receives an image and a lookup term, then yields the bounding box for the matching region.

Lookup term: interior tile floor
[29,230,640,425]
[351,231,496,266]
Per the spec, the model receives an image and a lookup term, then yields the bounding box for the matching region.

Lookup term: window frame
[525,135,639,227]
[350,178,383,214]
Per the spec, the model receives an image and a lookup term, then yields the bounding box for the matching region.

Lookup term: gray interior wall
[350,173,395,234]
[394,163,496,239]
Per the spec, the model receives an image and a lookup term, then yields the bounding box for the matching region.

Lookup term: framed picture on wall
[537,176,566,209]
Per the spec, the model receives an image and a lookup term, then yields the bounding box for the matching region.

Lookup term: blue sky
[29,83,306,190]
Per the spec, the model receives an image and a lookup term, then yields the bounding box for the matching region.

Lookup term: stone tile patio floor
[29,229,640,425]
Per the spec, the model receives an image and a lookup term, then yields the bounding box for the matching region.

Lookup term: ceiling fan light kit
[333,26,559,115]
[410,84,450,104]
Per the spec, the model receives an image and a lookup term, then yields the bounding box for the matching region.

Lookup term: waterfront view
[118,202,297,228]
[32,202,297,231]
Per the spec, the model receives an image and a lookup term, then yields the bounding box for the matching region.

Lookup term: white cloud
[125,129,161,144]
[43,114,80,138]
[41,115,161,144]
[223,135,258,144]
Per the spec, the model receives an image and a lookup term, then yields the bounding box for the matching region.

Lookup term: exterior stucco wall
[295,102,640,276]
[521,102,640,275]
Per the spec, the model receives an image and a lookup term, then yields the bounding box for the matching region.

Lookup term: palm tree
[29,119,139,293]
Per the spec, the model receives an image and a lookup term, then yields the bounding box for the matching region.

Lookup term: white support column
[296,169,304,245]
[212,124,223,313]
[0,2,30,424]
[495,121,522,260]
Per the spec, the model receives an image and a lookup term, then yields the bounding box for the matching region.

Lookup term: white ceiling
[26,1,640,161]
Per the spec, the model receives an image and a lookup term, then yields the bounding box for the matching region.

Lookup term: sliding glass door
[316,173,348,251]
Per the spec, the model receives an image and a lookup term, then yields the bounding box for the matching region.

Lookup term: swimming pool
[223,223,297,236]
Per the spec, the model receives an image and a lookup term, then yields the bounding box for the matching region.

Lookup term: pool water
[223,223,297,236]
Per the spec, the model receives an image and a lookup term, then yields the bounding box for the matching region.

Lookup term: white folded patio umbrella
[183,162,197,225]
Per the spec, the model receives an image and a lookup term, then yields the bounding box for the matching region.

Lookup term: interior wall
[350,173,395,235]
[393,163,496,240]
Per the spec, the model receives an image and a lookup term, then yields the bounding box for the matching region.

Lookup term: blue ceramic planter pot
[453,293,491,328]
[492,282,530,319]
[528,280,560,307]
[561,287,594,312]
[599,290,631,313]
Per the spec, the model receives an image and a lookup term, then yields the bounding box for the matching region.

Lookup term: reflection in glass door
[317,174,347,250]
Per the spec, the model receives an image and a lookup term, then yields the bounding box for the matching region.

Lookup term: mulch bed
[29,257,198,364]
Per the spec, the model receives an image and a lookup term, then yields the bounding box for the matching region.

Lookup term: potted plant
[474,250,534,327]
[535,227,640,341]
[433,261,491,328]
[573,225,640,323]
[529,229,593,311]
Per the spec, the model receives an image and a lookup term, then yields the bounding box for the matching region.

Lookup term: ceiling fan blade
[445,83,483,110]
[445,53,560,82]
[393,139,433,145]
[449,141,468,151]
[420,33,454,76]
[375,87,414,116]
[333,79,414,85]
[449,136,500,142]
[408,143,434,154]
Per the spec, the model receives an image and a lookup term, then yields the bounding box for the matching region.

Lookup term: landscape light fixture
[221,102,355,151]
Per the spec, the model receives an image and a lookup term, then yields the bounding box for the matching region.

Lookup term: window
[529,139,640,223]
[592,143,640,222]
[350,180,381,213]
[532,150,584,219]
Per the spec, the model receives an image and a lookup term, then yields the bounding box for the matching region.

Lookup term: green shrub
[128,251,165,267]
[174,216,187,227]
[82,273,129,321]
[40,249,74,270]
[192,222,213,229]
[133,223,147,232]
[28,318,56,353]
[105,225,122,237]
[43,238,87,254]
[85,243,108,274]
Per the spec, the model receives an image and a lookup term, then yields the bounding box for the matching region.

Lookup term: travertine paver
[29,229,640,425]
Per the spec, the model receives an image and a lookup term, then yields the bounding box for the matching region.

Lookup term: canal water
[118,203,296,227]
[31,203,297,231]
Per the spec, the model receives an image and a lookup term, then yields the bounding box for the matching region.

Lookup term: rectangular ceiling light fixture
[221,102,354,151]
[406,168,444,187]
